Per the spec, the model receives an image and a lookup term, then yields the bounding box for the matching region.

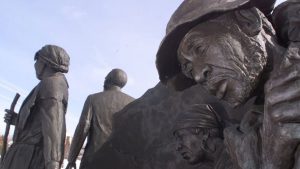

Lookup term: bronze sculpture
[0,0,295,168]
[88,0,300,168]
[262,1,300,169]
[156,0,300,168]
[173,104,234,169]
[66,69,134,169]
[156,3,276,169]
[1,45,70,169]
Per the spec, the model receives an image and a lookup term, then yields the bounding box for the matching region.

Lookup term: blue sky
[0,0,285,136]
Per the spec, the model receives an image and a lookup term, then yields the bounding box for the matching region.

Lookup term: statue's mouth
[215,80,228,100]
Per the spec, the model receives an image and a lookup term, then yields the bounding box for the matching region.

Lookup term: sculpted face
[174,128,205,164]
[178,20,267,107]
[34,58,46,80]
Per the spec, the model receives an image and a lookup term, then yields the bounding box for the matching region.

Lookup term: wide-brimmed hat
[156,0,251,83]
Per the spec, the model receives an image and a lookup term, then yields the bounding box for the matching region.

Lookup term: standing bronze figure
[1,45,70,169]
[66,69,134,169]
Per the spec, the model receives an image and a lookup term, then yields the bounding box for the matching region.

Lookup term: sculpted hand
[46,161,60,169]
[4,109,17,125]
[262,42,300,169]
[224,110,262,169]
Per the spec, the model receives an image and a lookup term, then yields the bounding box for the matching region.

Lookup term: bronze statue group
[0,45,134,169]
[1,0,300,169]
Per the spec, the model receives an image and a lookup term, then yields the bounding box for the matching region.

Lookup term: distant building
[60,135,85,168]
[64,136,71,159]
[0,135,3,154]
[0,135,18,157]
[63,135,84,160]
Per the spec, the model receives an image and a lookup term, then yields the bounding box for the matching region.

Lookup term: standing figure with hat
[66,68,134,169]
[156,0,300,168]
[1,45,70,169]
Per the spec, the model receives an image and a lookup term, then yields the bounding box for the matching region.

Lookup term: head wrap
[35,45,70,73]
[173,104,222,133]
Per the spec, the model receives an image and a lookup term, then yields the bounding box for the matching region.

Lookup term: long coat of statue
[68,88,134,169]
[1,73,68,169]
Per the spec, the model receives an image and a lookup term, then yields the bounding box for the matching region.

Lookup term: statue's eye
[182,62,193,79]
[186,41,194,51]
[195,45,206,55]
[203,68,210,79]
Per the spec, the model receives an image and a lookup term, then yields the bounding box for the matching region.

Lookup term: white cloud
[0,79,29,97]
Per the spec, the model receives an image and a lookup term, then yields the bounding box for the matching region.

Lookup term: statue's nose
[193,65,211,83]
[176,143,183,151]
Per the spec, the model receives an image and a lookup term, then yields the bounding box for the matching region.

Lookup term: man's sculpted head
[177,9,269,106]
[156,0,279,106]
[104,68,128,90]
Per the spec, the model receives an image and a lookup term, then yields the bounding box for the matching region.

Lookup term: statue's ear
[234,7,262,37]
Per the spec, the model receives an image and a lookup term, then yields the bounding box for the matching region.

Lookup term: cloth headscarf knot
[35,45,70,73]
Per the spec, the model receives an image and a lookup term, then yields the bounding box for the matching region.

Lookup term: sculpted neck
[38,68,59,80]
[104,85,121,91]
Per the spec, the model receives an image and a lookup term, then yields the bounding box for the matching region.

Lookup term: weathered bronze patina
[1,45,70,169]
[66,69,134,169]
[89,0,300,169]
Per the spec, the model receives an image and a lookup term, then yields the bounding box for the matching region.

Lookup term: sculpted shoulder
[112,91,135,102]
[38,73,69,100]
[86,91,134,111]
[90,90,134,102]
